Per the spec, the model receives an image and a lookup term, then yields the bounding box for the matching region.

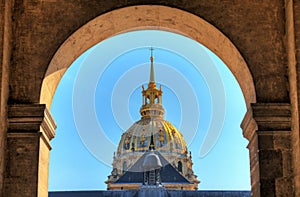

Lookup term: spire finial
[149,47,155,83]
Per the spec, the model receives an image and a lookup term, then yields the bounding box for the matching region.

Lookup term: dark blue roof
[49,190,251,197]
[114,151,190,184]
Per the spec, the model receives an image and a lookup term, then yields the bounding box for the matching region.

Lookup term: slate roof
[114,151,191,184]
[49,190,251,197]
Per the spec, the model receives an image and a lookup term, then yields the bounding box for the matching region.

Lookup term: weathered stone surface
[260,179,275,197]
[4,133,39,197]
[0,1,12,197]
[0,0,5,194]
[242,103,294,196]
[285,0,300,196]
[290,0,300,196]
[42,5,256,109]
[259,150,283,179]
[8,0,290,104]
[4,104,56,197]
[252,103,291,131]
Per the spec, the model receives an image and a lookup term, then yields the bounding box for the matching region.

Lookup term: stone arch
[3,3,297,197]
[36,4,259,195]
[33,5,256,196]
[40,5,256,110]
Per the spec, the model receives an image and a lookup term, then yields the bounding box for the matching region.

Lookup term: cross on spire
[139,47,164,118]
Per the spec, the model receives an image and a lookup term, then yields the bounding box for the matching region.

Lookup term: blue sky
[48,30,250,191]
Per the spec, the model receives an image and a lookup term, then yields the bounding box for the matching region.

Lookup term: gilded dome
[106,49,199,190]
[116,118,188,158]
[115,49,188,159]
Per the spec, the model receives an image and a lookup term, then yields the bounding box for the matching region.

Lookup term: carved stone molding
[7,104,56,148]
[251,103,291,130]
[242,103,291,141]
[242,103,294,196]
[241,106,258,141]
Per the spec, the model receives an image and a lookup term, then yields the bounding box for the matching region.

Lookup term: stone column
[3,104,56,197]
[241,103,294,196]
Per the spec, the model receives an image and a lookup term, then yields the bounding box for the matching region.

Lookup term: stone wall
[4,133,39,197]
[3,104,55,197]
[9,0,289,104]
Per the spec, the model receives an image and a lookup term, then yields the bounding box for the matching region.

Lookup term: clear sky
[48,30,250,191]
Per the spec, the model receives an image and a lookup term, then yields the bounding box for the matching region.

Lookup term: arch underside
[41,5,256,109]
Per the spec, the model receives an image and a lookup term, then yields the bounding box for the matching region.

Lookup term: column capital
[241,103,291,140]
[8,104,56,141]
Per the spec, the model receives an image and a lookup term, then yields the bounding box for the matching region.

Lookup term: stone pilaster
[241,103,294,196]
[0,0,12,196]
[285,0,300,196]
[4,104,56,197]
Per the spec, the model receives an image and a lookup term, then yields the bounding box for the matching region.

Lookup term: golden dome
[116,48,187,159]
[106,49,199,190]
[116,118,188,157]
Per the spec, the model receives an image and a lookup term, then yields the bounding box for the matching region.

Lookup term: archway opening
[39,5,256,193]
[48,30,250,191]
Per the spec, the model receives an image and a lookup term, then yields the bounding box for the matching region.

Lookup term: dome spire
[140,48,164,119]
[148,47,156,89]
[149,47,155,83]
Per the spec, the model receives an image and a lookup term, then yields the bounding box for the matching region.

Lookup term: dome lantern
[140,48,164,119]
